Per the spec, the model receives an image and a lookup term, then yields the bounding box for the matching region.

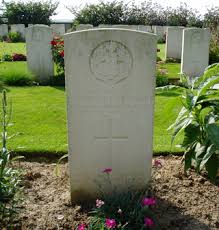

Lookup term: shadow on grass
[51,86,65,91]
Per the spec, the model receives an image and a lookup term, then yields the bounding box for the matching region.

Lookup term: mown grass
[3,86,183,155]
[0,62,34,85]
[157,43,165,60]
[0,42,26,58]
[0,42,180,78]
[157,43,181,79]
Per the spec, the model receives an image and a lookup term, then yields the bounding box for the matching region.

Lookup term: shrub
[2,54,13,62]
[0,36,3,42]
[156,69,169,87]
[51,36,65,80]
[0,90,22,226]
[209,32,219,64]
[12,53,27,61]
[169,64,219,180]
[8,32,23,43]
[0,67,34,86]
[165,58,181,63]
[157,56,162,62]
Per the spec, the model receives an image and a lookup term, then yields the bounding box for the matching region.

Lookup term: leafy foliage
[204,6,219,30]
[86,171,157,229]
[0,90,22,226]
[50,36,65,81]
[4,0,58,25]
[2,54,12,62]
[8,32,23,43]
[68,1,204,27]
[209,31,219,65]
[156,69,169,87]
[169,64,219,180]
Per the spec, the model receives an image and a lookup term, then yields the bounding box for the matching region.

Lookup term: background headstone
[25,25,54,84]
[165,27,184,60]
[51,24,66,35]
[181,28,210,77]
[10,24,25,39]
[138,25,153,33]
[64,29,157,203]
[0,24,8,36]
[154,26,165,40]
[76,24,93,31]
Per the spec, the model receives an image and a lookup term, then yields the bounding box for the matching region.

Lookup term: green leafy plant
[156,69,169,87]
[2,54,13,62]
[0,90,22,226]
[169,64,219,180]
[0,68,34,86]
[50,36,65,76]
[209,31,219,65]
[8,32,23,43]
[76,169,157,229]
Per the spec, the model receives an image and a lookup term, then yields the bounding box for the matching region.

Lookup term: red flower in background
[50,40,57,46]
[60,50,64,58]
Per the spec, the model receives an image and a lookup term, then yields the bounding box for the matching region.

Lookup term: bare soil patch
[2,156,219,230]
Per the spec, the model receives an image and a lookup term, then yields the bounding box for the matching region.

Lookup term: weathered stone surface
[25,25,54,84]
[154,26,165,40]
[165,27,184,59]
[138,25,153,33]
[64,29,157,203]
[51,24,66,35]
[10,24,25,39]
[0,24,8,36]
[76,24,93,31]
[181,28,210,77]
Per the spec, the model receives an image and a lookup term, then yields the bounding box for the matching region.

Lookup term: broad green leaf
[206,123,219,148]
[200,144,216,170]
[182,124,200,147]
[184,148,196,173]
[205,153,219,180]
[198,75,219,97]
[170,117,193,144]
[195,143,206,159]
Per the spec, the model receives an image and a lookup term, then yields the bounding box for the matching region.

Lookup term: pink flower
[102,168,112,174]
[105,218,117,229]
[77,223,86,230]
[96,199,104,208]
[153,159,163,168]
[144,217,154,228]
[142,197,156,206]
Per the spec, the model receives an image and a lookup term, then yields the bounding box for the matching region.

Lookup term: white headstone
[76,24,93,31]
[64,29,157,203]
[98,24,113,28]
[10,24,25,39]
[0,24,8,37]
[181,28,210,77]
[139,25,153,33]
[112,25,131,29]
[51,24,66,35]
[25,25,54,84]
[165,27,184,60]
[154,26,165,40]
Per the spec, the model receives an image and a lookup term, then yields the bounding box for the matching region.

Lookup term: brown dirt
[2,156,219,230]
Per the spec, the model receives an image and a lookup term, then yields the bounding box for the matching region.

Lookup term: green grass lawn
[0,42,26,58]
[157,43,181,79]
[0,42,181,81]
[4,86,183,155]
[157,43,165,60]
